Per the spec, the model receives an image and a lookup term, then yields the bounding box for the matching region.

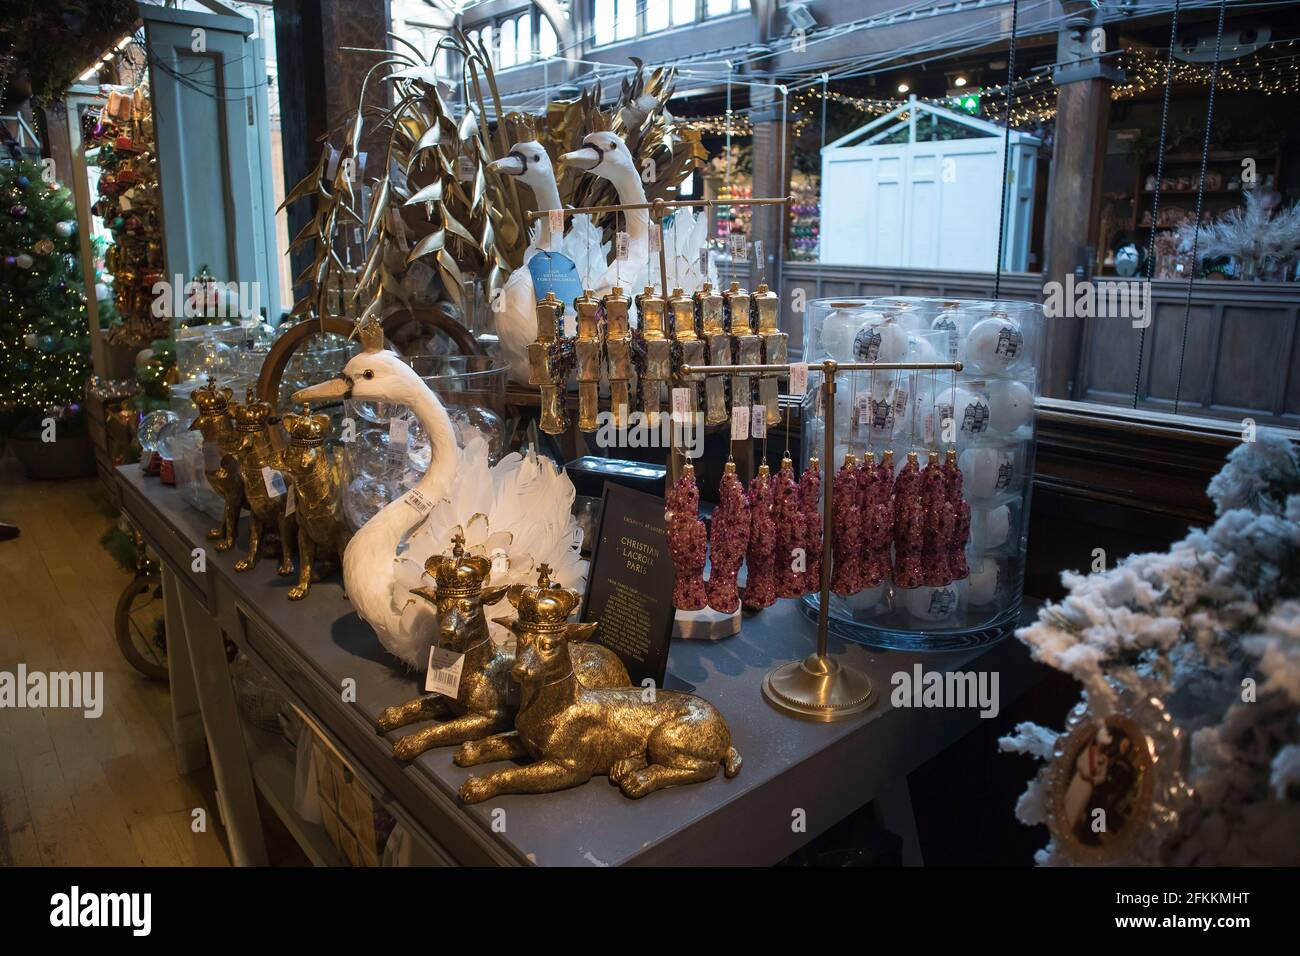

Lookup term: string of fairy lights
[676,40,1300,136]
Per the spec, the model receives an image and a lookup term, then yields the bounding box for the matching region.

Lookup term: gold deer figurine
[279,406,351,600]
[377,541,629,761]
[228,388,295,575]
[188,377,245,551]
[455,566,741,803]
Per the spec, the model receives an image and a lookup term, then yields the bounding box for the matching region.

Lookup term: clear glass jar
[340,356,508,530]
[801,296,1045,651]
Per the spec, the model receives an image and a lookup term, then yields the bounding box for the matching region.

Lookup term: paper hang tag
[457,155,475,182]
[425,646,466,697]
[730,235,749,262]
[203,441,221,470]
[285,484,296,516]
[753,239,764,266]
[527,251,583,312]
[671,387,691,422]
[616,231,631,261]
[389,417,410,449]
[731,403,751,440]
[490,550,509,576]
[401,487,434,515]
[649,227,662,254]
[699,247,710,276]
[892,386,909,416]
[750,404,766,439]
[854,393,871,436]
[788,362,808,396]
[261,466,286,498]
[548,208,565,235]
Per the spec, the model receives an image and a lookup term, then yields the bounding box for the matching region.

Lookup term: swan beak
[488,152,526,176]
[292,376,352,404]
[560,145,602,171]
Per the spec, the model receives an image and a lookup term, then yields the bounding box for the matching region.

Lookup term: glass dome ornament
[138,410,178,453]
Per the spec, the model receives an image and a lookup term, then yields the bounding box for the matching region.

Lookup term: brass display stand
[681,358,962,722]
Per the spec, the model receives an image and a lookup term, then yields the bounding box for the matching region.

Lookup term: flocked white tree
[1002,429,1300,865]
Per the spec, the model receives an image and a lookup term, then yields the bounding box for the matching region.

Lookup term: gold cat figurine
[188,377,246,552]
[279,405,350,600]
[377,541,629,761]
[228,388,294,575]
[455,566,741,802]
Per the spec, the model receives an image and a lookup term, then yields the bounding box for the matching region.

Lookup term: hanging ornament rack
[523,195,792,438]
[680,357,963,722]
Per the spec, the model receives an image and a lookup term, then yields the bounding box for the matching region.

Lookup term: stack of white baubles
[802,297,1041,635]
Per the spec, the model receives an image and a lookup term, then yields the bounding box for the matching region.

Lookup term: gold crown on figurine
[283,404,331,447]
[353,314,384,353]
[230,388,273,432]
[192,377,233,416]
[423,533,494,598]
[506,564,580,633]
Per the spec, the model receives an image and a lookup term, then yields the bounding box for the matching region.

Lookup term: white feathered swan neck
[340,350,456,665]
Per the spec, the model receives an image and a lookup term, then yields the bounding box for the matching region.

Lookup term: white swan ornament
[490,141,608,385]
[291,322,588,669]
[561,132,717,306]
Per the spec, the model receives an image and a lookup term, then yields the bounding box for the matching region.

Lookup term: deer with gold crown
[188,377,246,552]
[228,388,295,576]
[455,566,741,802]
[378,540,629,761]
[279,405,351,600]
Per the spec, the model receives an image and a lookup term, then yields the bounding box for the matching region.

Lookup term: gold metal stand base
[762,653,875,722]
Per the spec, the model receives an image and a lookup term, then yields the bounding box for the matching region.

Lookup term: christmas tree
[0,159,91,440]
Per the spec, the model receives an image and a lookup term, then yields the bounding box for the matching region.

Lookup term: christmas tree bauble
[17,175,30,188]
[9,204,27,219]
[15,254,33,269]
[37,334,58,352]
[34,239,55,256]
[55,220,75,238]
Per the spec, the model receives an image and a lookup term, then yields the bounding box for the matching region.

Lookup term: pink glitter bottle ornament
[742,463,777,610]
[944,447,971,580]
[798,457,822,594]
[665,463,708,609]
[830,453,866,595]
[861,450,894,588]
[772,455,806,598]
[706,460,751,613]
[892,451,926,589]
[921,450,956,586]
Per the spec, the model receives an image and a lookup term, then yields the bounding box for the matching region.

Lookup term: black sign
[579,483,675,688]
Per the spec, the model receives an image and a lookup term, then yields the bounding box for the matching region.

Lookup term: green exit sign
[957,92,980,114]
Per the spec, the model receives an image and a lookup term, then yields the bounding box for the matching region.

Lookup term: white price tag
[389,416,410,447]
[401,487,435,515]
[750,404,766,439]
[203,441,221,470]
[892,386,909,417]
[753,239,764,265]
[285,484,296,516]
[788,362,808,396]
[616,231,631,261]
[699,247,710,276]
[671,387,691,422]
[731,403,750,440]
[649,227,662,253]
[730,235,749,262]
[548,208,564,235]
[424,646,466,697]
[854,393,871,436]
[261,466,286,498]
[458,155,475,181]
[490,550,509,576]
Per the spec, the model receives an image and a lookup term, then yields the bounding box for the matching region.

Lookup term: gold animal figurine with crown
[377,540,629,761]
[279,405,350,600]
[455,566,741,803]
[228,388,295,575]
[188,377,246,551]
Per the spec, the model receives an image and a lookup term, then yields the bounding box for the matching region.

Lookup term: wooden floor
[0,455,233,866]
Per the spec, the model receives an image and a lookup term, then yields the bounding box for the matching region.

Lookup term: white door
[143,5,280,320]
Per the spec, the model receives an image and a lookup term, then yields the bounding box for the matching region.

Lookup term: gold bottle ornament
[695,281,729,425]
[669,286,704,421]
[528,291,568,435]
[753,281,787,427]
[573,289,602,433]
[724,281,759,413]
[603,286,634,428]
[635,285,670,427]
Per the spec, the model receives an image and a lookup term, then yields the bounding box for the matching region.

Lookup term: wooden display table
[116,464,1039,866]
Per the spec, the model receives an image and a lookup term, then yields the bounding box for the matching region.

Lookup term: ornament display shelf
[116,463,1040,866]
